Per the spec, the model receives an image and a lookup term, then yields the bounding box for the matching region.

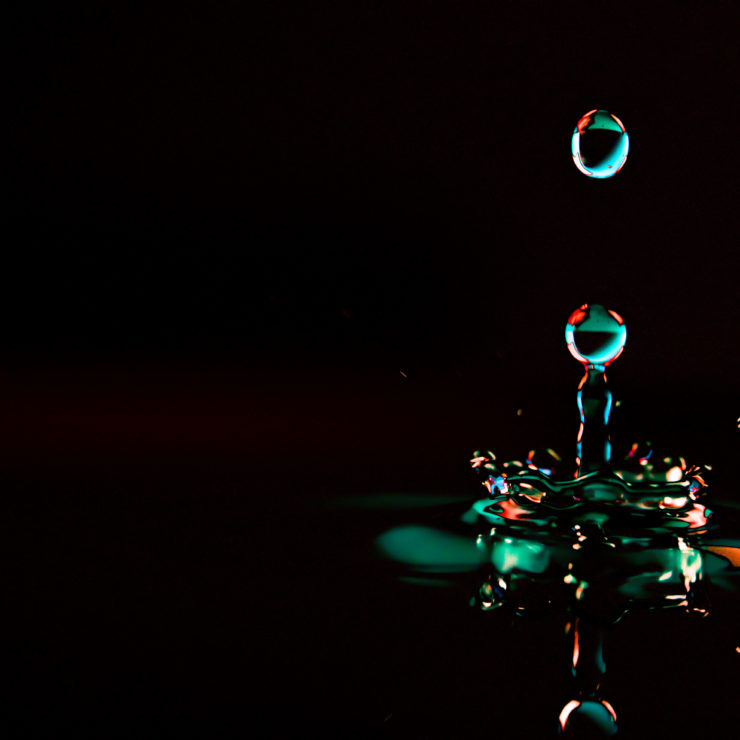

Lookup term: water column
[565,305,627,476]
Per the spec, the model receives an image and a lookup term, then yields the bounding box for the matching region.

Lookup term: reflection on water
[375,305,740,737]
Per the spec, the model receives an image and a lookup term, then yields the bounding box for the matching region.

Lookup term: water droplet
[559,698,618,737]
[566,304,626,367]
[572,109,629,179]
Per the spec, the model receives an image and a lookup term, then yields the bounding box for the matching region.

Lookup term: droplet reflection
[558,698,618,738]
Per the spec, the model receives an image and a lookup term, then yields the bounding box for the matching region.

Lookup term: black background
[6,3,739,738]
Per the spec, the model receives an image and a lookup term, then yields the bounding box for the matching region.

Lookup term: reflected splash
[376,304,740,737]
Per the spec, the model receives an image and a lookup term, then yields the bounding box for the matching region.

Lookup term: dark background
[6,3,739,738]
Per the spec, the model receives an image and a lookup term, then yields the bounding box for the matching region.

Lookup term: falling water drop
[571,110,629,179]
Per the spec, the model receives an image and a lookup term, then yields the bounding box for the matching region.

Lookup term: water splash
[376,304,740,734]
[571,110,629,179]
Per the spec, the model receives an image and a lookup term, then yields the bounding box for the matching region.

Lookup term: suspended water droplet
[572,109,629,179]
[565,304,626,368]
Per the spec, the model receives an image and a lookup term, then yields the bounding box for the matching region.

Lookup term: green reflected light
[376,525,485,571]
[492,537,549,574]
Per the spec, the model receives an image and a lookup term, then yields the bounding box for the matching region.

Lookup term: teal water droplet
[571,109,629,179]
[559,698,618,737]
[565,304,626,368]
